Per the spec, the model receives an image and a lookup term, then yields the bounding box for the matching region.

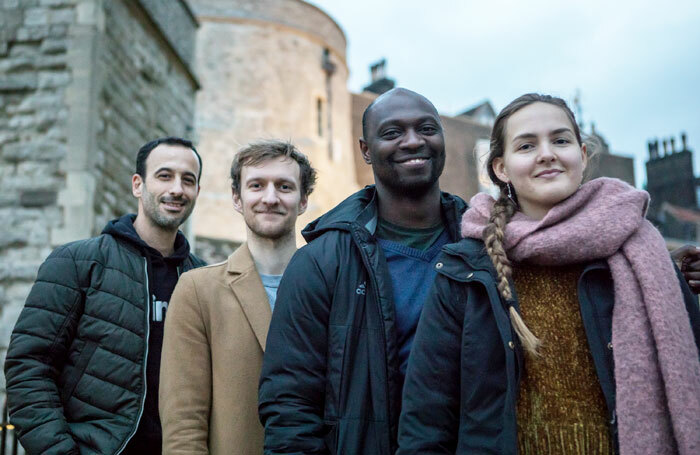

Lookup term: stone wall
[0,0,79,400]
[193,0,346,60]
[0,0,198,402]
[93,0,198,231]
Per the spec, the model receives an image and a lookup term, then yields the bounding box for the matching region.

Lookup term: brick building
[646,133,700,243]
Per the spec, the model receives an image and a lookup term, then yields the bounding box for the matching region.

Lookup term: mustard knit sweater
[513,264,612,455]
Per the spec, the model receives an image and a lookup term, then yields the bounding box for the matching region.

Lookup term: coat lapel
[226,243,272,351]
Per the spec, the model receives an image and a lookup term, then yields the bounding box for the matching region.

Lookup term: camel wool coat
[160,243,271,455]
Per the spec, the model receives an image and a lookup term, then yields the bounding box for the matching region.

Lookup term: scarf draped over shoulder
[461,177,700,455]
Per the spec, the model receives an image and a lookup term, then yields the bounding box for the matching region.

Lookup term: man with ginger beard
[4,137,206,455]
[160,140,316,454]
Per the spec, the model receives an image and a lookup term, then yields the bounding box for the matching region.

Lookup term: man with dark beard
[258,88,468,455]
[159,140,316,455]
[4,137,205,455]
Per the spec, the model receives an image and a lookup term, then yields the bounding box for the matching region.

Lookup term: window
[317,98,323,137]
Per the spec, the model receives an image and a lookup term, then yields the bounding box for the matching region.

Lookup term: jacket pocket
[323,421,338,454]
[60,339,98,403]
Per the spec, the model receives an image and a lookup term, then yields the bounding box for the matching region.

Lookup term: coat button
[508,341,515,349]
[466,272,474,279]
[435,262,443,269]
[607,342,613,350]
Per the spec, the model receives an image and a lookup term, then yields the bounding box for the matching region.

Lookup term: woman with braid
[396,93,700,455]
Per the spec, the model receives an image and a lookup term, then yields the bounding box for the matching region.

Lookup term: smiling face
[492,102,587,220]
[360,89,445,197]
[233,156,307,241]
[132,143,200,232]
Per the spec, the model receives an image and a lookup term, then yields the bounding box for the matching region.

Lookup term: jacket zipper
[115,258,151,455]
[355,230,394,451]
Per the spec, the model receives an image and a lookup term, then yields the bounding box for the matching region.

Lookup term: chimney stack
[370,59,387,82]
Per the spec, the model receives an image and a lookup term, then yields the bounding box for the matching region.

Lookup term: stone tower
[188,0,359,256]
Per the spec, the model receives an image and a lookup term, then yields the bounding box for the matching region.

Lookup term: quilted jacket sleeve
[674,264,700,355]
[160,272,212,454]
[258,246,333,454]
[397,273,462,455]
[4,245,83,455]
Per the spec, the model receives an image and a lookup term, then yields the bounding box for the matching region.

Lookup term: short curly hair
[230,140,317,199]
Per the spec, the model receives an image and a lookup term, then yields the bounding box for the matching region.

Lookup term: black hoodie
[102,214,192,455]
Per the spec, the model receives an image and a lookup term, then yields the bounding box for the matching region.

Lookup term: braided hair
[483,93,583,355]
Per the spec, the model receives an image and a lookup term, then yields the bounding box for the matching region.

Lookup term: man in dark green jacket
[4,137,206,455]
[259,88,467,454]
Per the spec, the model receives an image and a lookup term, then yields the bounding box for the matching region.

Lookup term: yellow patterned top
[512,264,612,455]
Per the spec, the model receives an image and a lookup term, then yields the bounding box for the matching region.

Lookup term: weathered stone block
[8,92,62,114]
[0,73,38,91]
[24,7,49,26]
[48,23,67,38]
[3,0,20,8]
[0,55,34,73]
[1,8,23,30]
[16,25,50,41]
[40,0,75,6]
[4,166,60,191]
[0,131,19,145]
[40,37,67,54]
[8,114,36,129]
[38,70,70,88]
[9,43,39,57]
[0,191,19,207]
[17,160,58,178]
[50,7,75,24]
[0,229,27,249]
[36,53,66,70]
[20,190,57,207]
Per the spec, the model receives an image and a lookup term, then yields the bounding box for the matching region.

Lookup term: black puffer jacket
[4,216,204,455]
[258,186,467,455]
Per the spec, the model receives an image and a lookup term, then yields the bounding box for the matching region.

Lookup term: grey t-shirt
[260,274,283,311]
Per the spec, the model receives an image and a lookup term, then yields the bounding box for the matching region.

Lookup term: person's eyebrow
[550,128,575,136]
[512,132,537,142]
[155,167,197,179]
[376,115,439,130]
[513,128,574,142]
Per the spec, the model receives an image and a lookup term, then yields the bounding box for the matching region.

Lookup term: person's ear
[232,187,243,214]
[491,157,509,184]
[298,195,308,215]
[132,174,143,198]
[580,142,588,171]
[360,139,371,164]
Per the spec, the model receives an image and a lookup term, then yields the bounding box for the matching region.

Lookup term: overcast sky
[309,0,700,188]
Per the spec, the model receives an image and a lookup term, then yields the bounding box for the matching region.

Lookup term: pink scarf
[461,177,700,455]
